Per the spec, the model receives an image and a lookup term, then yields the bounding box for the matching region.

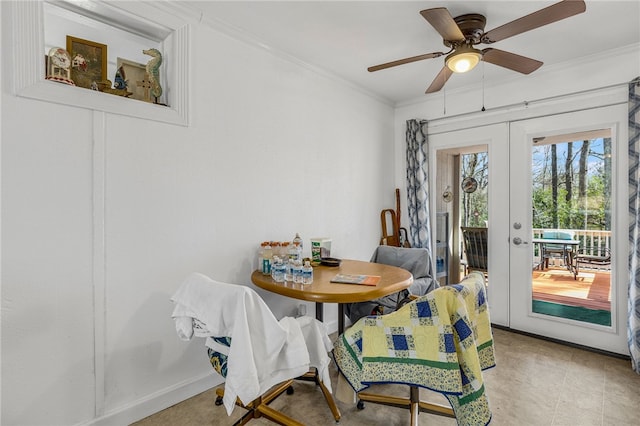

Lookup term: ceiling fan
[368,0,586,94]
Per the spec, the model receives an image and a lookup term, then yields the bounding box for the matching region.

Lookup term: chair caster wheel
[356,400,365,410]
[215,396,223,406]
[286,386,294,395]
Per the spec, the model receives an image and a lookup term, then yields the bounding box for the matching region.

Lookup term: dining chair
[344,245,439,324]
[461,227,488,275]
[333,271,495,426]
[171,272,339,425]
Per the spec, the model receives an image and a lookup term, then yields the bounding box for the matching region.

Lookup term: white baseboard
[75,316,339,426]
[79,373,221,426]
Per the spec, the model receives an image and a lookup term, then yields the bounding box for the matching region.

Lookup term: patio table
[532,238,580,272]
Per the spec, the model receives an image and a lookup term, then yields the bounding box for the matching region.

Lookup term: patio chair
[461,227,488,275]
[573,247,611,279]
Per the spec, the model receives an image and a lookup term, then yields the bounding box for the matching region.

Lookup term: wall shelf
[8,0,191,126]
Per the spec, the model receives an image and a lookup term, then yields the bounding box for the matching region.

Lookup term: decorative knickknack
[143,48,163,104]
[46,47,75,86]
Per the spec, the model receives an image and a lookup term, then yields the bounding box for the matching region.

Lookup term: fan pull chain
[443,86,446,115]
[481,61,486,112]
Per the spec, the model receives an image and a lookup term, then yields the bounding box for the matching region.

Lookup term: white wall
[1,3,395,425]
[3,1,637,424]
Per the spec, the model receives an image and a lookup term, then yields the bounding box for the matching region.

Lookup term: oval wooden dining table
[251,259,413,333]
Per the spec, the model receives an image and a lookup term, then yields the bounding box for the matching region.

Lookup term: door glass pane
[531,131,612,326]
[435,147,488,286]
[461,152,488,228]
[460,152,488,284]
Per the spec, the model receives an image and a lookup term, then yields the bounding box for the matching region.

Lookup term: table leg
[536,243,546,270]
[315,301,346,334]
[567,249,576,274]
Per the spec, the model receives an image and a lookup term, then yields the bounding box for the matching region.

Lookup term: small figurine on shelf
[96,80,132,97]
[143,48,163,104]
[71,53,87,72]
[136,73,153,103]
[113,66,127,90]
[46,47,75,86]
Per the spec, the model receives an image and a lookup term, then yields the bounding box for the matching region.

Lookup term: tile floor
[133,328,640,425]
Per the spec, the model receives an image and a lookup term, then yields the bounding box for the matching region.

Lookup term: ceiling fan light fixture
[445,46,482,73]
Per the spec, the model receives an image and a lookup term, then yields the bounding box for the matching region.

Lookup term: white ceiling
[184,1,640,105]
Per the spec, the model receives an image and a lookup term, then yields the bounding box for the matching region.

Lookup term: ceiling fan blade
[425,66,453,94]
[368,52,444,72]
[482,48,543,74]
[482,0,586,44]
[420,8,465,42]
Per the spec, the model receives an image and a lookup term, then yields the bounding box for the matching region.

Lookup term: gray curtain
[628,76,640,373]
[405,119,433,251]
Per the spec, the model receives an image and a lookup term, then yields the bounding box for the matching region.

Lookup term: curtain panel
[405,119,432,249]
[628,76,640,373]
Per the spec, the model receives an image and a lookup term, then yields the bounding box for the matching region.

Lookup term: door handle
[513,237,529,245]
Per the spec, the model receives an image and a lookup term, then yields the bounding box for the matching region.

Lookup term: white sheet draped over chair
[171,272,333,419]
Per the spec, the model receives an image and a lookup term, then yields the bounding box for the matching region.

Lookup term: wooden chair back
[461,227,488,274]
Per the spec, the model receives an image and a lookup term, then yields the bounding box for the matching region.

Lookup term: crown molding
[162,1,394,107]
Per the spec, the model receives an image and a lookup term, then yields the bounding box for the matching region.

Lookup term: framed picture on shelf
[116,58,148,101]
[66,36,107,89]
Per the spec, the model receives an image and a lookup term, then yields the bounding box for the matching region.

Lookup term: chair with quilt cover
[461,227,488,276]
[333,271,495,426]
[344,245,440,325]
[171,272,340,425]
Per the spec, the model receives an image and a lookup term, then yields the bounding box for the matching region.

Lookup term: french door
[429,123,510,326]
[509,105,627,354]
[429,104,628,354]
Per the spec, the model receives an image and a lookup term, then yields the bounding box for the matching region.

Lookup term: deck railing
[533,228,611,256]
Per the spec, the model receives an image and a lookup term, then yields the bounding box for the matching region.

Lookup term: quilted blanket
[333,271,495,426]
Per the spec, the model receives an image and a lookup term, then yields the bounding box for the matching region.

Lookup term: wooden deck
[532,267,611,311]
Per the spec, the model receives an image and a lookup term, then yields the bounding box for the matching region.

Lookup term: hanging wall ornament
[442,186,453,203]
[462,177,478,193]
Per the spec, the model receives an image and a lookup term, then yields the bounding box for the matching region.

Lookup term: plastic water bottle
[278,258,287,282]
[293,233,303,252]
[302,260,313,285]
[292,260,303,284]
[272,256,285,282]
[288,242,300,262]
[270,256,278,280]
[262,242,273,275]
[272,242,282,258]
[285,259,294,282]
[257,242,265,272]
